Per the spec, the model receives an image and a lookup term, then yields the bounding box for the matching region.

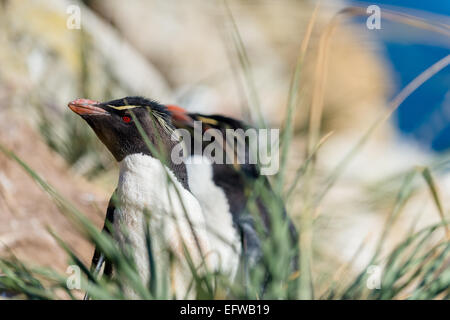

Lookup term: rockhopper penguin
[68,97,213,298]
[167,105,299,295]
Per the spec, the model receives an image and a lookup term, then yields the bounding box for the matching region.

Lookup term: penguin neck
[116,153,192,231]
[117,153,182,212]
[119,153,162,174]
[119,152,190,191]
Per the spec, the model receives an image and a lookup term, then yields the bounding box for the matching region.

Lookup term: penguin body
[116,153,209,297]
[185,154,241,279]
[168,106,299,281]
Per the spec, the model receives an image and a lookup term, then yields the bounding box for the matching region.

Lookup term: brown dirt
[0,113,109,272]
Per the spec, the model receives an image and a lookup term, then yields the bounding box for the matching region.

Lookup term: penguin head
[69,97,175,162]
[167,105,259,177]
[166,104,195,127]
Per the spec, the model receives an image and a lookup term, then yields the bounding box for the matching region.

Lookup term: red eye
[122,116,131,123]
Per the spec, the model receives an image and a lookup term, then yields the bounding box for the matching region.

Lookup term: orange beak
[68,99,108,116]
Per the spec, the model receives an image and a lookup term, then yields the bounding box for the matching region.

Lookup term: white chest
[114,153,210,298]
[185,155,242,279]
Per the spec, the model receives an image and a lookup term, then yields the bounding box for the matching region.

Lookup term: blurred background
[351,0,450,151]
[0,0,448,295]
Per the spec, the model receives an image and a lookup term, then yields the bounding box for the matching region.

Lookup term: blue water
[349,0,450,151]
